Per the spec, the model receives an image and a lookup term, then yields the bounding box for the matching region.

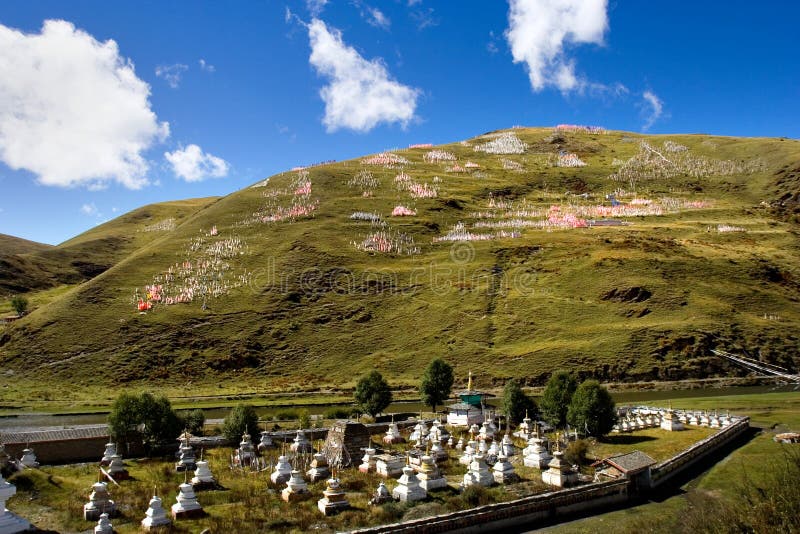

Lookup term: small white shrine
[523,433,552,469]
[19,448,38,469]
[270,455,293,485]
[191,459,217,490]
[281,470,310,502]
[392,460,427,502]
[0,473,31,533]
[459,439,477,465]
[416,452,447,491]
[100,442,116,466]
[368,481,392,506]
[514,411,533,440]
[477,420,495,442]
[236,432,257,467]
[107,454,129,481]
[141,494,171,531]
[462,453,494,488]
[429,437,448,462]
[83,481,115,521]
[500,433,515,457]
[541,443,579,488]
[94,512,113,534]
[290,430,312,454]
[307,452,331,483]
[357,446,377,473]
[171,481,204,519]
[375,454,405,478]
[492,449,518,484]
[318,476,350,515]
[175,432,196,472]
[258,430,274,451]
[660,405,684,432]
[383,418,404,444]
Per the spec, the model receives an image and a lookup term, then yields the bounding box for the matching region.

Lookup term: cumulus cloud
[198,58,215,72]
[155,63,188,88]
[641,90,664,131]
[0,20,169,189]
[165,144,229,182]
[505,0,608,92]
[307,18,419,132]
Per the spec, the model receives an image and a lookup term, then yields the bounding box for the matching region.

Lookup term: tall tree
[567,380,617,437]
[540,370,577,428]
[502,379,536,425]
[354,371,392,417]
[419,358,454,413]
[107,391,182,454]
[222,404,260,442]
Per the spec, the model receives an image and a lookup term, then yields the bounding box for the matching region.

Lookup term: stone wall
[650,417,750,488]
[351,480,630,534]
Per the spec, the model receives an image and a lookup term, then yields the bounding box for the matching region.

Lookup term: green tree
[567,380,617,437]
[354,370,392,417]
[419,358,454,413]
[107,392,182,453]
[502,379,536,426]
[540,370,577,428]
[181,409,206,435]
[10,296,28,317]
[222,404,260,442]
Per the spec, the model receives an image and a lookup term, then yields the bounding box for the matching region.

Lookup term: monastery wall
[650,416,750,488]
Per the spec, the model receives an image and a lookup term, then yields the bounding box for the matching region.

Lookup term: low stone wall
[650,417,750,488]
[351,480,630,534]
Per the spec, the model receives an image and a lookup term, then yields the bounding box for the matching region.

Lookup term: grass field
[1,128,798,399]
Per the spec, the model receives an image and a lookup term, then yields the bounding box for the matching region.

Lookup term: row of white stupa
[612,407,740,433]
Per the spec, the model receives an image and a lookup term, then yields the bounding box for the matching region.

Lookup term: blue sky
[0,0,797,245]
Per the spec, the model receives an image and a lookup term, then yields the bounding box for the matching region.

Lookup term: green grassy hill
[1,128,798,398]
[0,197,218,297]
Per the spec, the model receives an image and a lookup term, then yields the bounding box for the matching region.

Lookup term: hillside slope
[0,197,218,296]
[1,128,798,396]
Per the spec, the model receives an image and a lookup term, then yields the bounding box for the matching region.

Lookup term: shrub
[180,408,206,435]
[565,439,590,466]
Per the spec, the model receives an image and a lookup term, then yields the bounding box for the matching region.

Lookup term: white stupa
[541,445,579,488]
[368,481,392,506]
[459,439,476,465]
[270,455,293,485]
[463,453,494,488]
[171,481,204,518]
[19,448,38,469]
[0,473,31,533]
[107,454,129,481]
[416,452,447,491]
[290,430,312,454]
[392,460,427,502]
[523,435,552,469]
[281,469,310,502]
[660,404,684,432]
[258,430,274,451]
[141,494,171,530]
[318,476,350,515]
[358,447,377,473]
[175,432,196,472]
[501,433,515,457]
[94,512,113,534]
[306,452,330,483]
[191,459,217,490]
[492,449,518,484]
[100,442,117,466]
[83,481,115,521]
[383,418,404,444]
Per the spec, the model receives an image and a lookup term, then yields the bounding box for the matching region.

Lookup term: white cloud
[80,202,99,216]
[641,90,664,131]
[307,18,420,132]
[155,63,188,88]
[365,6,391,29]
[198,59,215,72]
[505,0,608,92]
[165,144,229,182]
[306,0,329,16]
[0,20,169,190]
[410,6,438,30]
